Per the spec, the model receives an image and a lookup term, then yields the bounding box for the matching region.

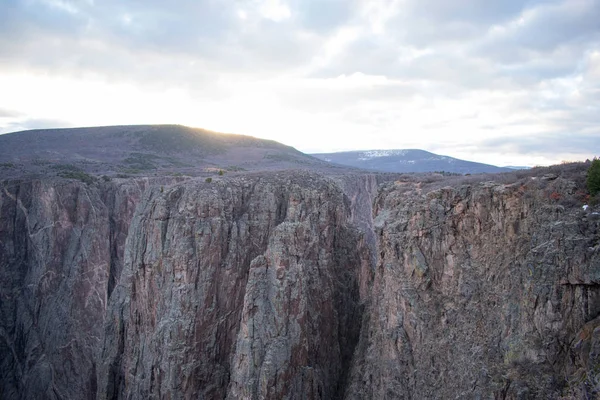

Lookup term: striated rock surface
[0,178,146,399]
[1,165,599,399]
[98,172,371,399]
[348,176,600,399]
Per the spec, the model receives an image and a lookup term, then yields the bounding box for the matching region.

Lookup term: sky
[0,0,599,167]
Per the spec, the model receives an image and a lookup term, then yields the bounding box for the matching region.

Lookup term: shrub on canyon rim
[587,158,600,196]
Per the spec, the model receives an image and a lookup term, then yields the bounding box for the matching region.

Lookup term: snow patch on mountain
[358,150,409,160]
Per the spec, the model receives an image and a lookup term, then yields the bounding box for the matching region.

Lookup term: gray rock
[347,177,600,399]
[1,169,598,399]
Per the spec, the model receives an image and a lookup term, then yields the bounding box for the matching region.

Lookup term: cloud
[407,0,529,25]
[0,117,74,134]
[0,108,21,118]
[479,132,600,156]
[0,0,598,166]
[0,0,313,77]
[295,0,357,32]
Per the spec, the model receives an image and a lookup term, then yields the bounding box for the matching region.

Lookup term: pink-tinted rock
[1,167,599,400]
[98,173,370,399]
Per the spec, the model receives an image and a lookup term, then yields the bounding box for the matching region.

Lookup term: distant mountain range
[0,125,335,179]
[0,125,520,179]
[311,149,513,174]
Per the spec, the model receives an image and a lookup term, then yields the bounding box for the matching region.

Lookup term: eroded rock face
[347,178,600,399]
[1,169,599,400]
[98,173,370,399]
[0,179,145,399]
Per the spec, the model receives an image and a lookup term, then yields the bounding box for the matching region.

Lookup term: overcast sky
[0,0,599,166]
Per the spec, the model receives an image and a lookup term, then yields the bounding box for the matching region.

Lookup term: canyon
[0,128,599,399]
[1,167,598,399]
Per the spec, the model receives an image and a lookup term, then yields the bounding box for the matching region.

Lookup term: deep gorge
[1,168,599,399]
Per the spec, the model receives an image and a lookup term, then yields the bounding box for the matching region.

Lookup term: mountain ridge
[1,125,519,178]
[0,124,338,179]
[311,149,512,174]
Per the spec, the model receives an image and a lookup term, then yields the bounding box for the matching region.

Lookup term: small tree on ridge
[587,158,600,196]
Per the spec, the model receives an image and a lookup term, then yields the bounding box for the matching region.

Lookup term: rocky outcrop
[0,178,146,399]
[1,167,599,399]
[348,176,600,399]
[98,173,370,399]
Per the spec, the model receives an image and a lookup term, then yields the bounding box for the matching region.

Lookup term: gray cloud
[383,0,532,49]
[479,132,600,155]
[406,0,529,25]
[294,0,358,32]
[473,0,600,63]
[5,0,595,91]
[0,0,598,165]
[0,108,21,118]
[0,117,74,134]
[327,2,596,82]
[0,0,319,80]
[0,0,87,38]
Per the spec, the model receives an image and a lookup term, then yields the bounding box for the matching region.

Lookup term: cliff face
[348,177,600,399]
[98,173,370,399]
[0,179,145,399]
[1,168,599,399]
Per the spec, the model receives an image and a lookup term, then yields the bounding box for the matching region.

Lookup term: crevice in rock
[107,212,118,301]
[275,188,289,226]
[105,309,126,400]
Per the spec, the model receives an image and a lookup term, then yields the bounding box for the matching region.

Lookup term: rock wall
[1,169,599,399]
[0,179,145,399]
[348,177,600,399]
[97,173,370,399]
